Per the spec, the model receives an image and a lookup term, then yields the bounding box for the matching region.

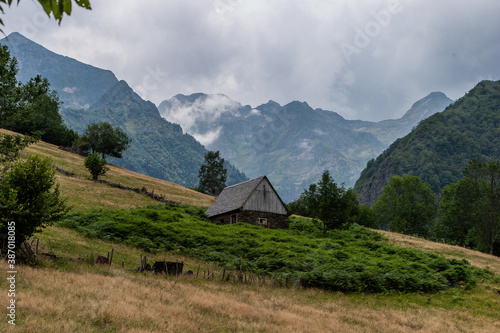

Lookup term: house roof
[206,176,278,217]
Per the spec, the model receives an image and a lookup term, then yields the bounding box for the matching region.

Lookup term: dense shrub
[58,205,493,293]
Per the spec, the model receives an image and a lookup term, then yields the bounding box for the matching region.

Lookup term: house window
[258,218,268,226]
[231,215,237,224]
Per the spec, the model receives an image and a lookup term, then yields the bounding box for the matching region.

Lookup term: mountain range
[158,92,452,202]
[2,32,454,202]
[0,32,247,188]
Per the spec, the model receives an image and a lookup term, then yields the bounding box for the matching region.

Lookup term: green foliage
[198,150,227,195]
[0,0,91,32]
[0,133,38,167]
[0,133,67,250]
[58,205,492,293]
[435,180,478,248]
[80,121,131,158]
[373,175,437,237]
[288,170,359,233]
[351,205,377,228]
[84,152,109,180]
[355,80,500,204]
[0,155,67,249]
[437,159,500,254]
[0,45,78,146]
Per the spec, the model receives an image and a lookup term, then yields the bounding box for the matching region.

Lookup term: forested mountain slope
[355,80,500,205]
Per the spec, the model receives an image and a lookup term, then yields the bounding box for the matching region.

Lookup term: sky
[2,0,499,121]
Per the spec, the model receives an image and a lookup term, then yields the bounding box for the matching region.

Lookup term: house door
[231,215,237,224]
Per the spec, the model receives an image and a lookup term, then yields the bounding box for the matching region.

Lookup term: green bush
[84,152,109,180]
[58,204,494,294]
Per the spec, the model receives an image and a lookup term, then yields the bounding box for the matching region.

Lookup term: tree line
[288,160,500,256]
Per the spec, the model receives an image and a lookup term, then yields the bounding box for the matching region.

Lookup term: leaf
[37,0,52,16]
[50,0,62,21]
[62,0,71,15]
[75,0,91,10]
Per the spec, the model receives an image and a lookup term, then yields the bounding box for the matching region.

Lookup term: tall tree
[373,174,437,237]
[436,160,500,254]
[0,45,78,146]
[198,150,227,196]
[289,170,357,233]
[463,159,500,254]
[316,170,346,233]
[80,122,131,158]
[435,180,478,248]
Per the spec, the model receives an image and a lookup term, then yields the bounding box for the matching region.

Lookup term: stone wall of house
[209,210,289,229]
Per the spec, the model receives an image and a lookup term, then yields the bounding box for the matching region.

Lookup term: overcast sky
[2,0,499,121]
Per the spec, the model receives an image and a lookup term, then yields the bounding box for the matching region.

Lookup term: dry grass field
[1,226,500,333]
[378,230,500,275]
[1,128,214,211]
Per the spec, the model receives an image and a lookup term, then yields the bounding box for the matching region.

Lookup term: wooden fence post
[216,267,224,280]
[109,248,114,266]
[295,273,302,288]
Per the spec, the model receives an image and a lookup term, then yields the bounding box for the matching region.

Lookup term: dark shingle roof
[205,176,265,217]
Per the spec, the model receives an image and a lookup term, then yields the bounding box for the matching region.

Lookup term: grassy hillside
[1,128,214,211]
[0,225,499,332]
[2,128,500,332]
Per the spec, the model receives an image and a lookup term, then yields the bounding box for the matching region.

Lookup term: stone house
[205,176,289,229]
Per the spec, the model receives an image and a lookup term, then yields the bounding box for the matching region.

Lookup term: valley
[0,26,499,333]
[0,128,499,331]
[1,32,453,202]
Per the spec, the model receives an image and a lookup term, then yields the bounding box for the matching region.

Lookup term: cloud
[1,0,499,121]
[192,128,222,147]
[62,87,77,94]
[159,93,242,145]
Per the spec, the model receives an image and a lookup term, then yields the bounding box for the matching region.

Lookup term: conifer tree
[198,151,227,196]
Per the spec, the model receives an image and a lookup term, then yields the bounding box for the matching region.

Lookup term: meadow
[1,130,500,332]
[1,224,500,332]
[59,205,493,294]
